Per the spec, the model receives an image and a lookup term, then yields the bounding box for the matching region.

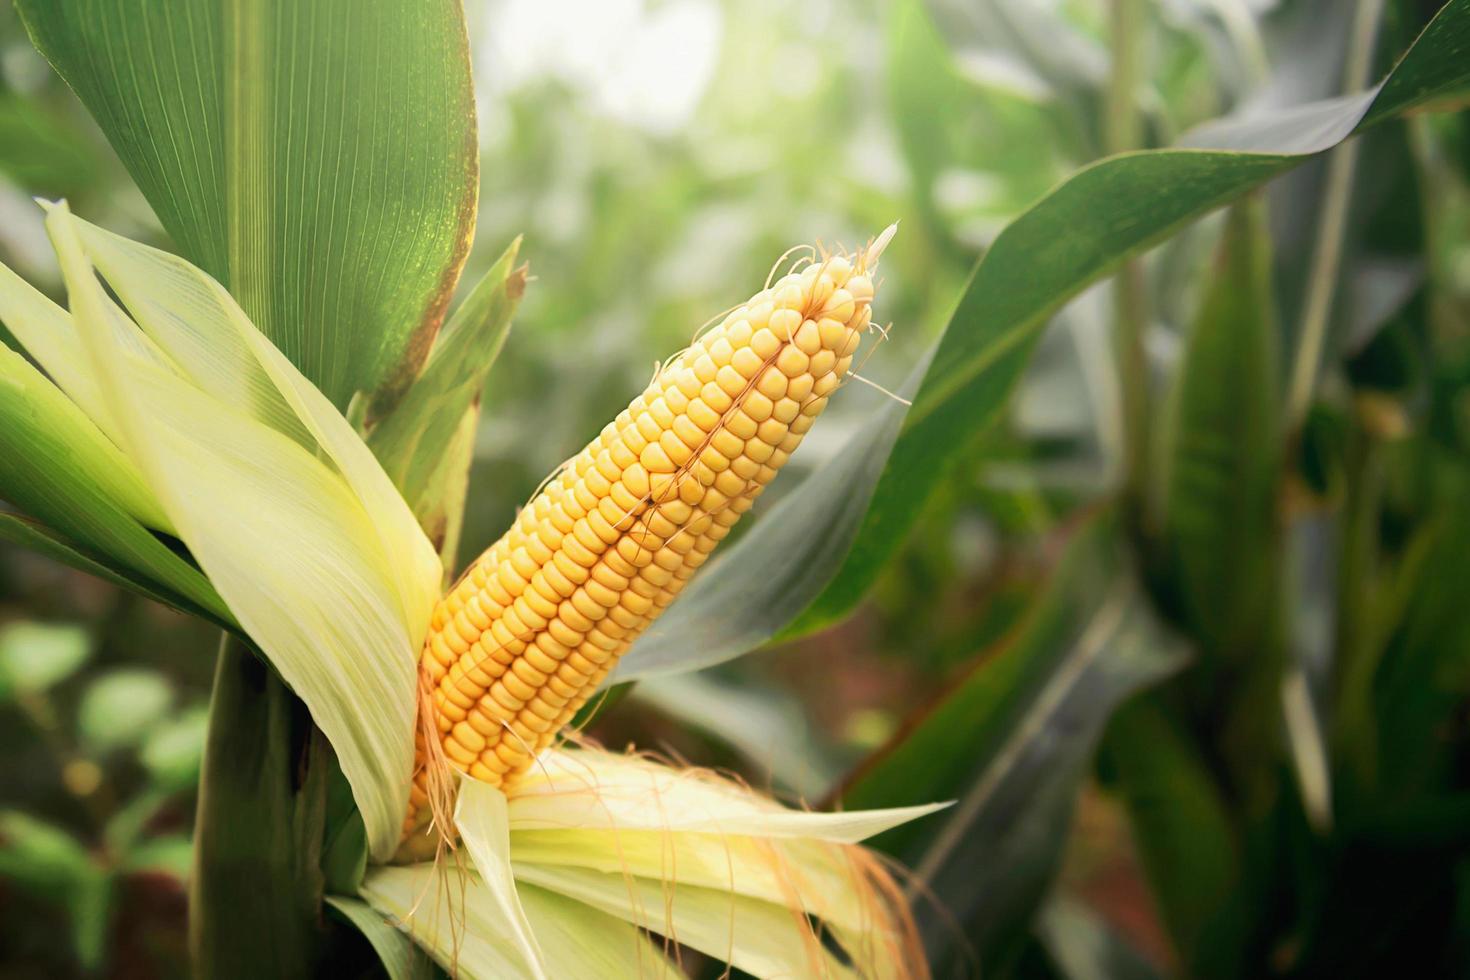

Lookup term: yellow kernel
[725,412,758,439]
[794,319,822,355]
[776,346,809,378]
[756,366,787,400]
[674,369,701,399]
[730,456,760,480]
[659,430,694,466]
[716,364,747,398]
[769,308,802,341]
[746,439,776,464]
[622,462,651,496]
[825,289,855,322]
[673,415,706,449]
[818,318,848,350]
[647,397,675,428]
[687,399,722,431]
[810,272,835,309]
[700,381,734,413]
[698,445,731,472]
[711,429,745,459]
[635,411,661,443]
[751,328,781,359]
[660,499,694,524]
[757,418,786,444]
[743,392,774,422]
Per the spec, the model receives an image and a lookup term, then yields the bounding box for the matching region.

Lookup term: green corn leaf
[834,513,1187,973]
[0,514,232,628]
[14,0,479,409]
[615,0,1470,682]
[1101,697,1240,969]
[369,239,526,520]
[1155,198,1281,659]
[326,895,437,980]
[0,338,230,624]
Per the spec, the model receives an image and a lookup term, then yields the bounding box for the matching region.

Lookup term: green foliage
[14,0,480,409]
[78,669,174,752]
[620,0,1470,681]
[3,0,1470,976]
[839,512,1187,973]
[0,811,110,970]
[1154,200,1282,660]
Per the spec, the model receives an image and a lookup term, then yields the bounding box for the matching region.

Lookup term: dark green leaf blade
[836,513,1187,972]
[1154,199,1281,659]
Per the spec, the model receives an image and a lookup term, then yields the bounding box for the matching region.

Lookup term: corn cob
[404,229,893,841]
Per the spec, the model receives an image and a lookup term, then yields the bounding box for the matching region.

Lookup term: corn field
[2,0,1470,977]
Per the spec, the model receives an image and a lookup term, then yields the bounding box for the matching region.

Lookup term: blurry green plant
[0,621,202,973]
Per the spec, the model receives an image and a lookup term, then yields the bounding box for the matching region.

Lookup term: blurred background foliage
[2,0,1470,977]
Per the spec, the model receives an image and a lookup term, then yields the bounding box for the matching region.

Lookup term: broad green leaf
[0,514,229,627]
[325,895,436,980]
[836,514,1187,972]
[369,238,526,514]
[15,0,480,408]
[0,92,105,200]
[1154,199,1281,659]
[1101,698,1239,966]
[1370,465,1470,799]
[77,668,174,752]
[46,204,439,862]
[616,0,1470,681]
[0,620,89,697]
[191,640,329,977]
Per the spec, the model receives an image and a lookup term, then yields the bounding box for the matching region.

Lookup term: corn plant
[0,0,1469,978]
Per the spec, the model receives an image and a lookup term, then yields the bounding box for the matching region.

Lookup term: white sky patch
[483,0,723,134]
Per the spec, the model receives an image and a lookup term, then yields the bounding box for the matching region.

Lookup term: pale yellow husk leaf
[364,747,945,979]
[42,203,441,861]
